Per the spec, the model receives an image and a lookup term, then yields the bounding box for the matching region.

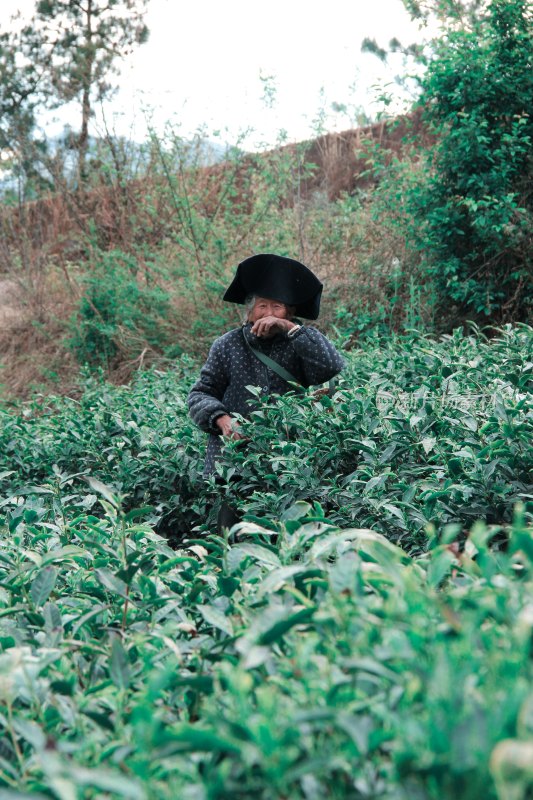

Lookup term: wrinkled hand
[251,316,296,338]
[216,414,244,439]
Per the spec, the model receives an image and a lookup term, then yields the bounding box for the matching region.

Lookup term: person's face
[247,297,292,323]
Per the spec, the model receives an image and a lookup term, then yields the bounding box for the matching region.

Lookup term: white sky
[2,0,435,150]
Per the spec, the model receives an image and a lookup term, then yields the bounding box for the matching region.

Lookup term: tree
[0,27,49,200]
[411,0,532,321]
[361,0,531,324]
[0,31,35,152]
[18,0,149,184]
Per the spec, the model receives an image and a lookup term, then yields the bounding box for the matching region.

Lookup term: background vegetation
[0,0,532,796]
[0,0,530,398]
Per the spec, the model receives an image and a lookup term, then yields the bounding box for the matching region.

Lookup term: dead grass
[0,113,435,400]
[0,267,79,401]
[0,322,77,400]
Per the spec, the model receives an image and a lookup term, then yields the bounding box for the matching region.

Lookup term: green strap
[243,329,337,397]
[242,331,302,387]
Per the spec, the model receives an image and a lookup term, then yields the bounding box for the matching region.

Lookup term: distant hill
[1,110,430,259]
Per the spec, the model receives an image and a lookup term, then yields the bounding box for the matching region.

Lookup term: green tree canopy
[1,0,149,187]
[411,0,532,321]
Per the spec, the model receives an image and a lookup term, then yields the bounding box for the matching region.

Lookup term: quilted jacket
[188,322,345,474]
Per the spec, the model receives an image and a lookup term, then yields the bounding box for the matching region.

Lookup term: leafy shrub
[0,325,532,797]
[408,0,532,322]
[1,326,531,550]
[218,325,532,550]
[0,358,207,540]
[0,492,532,799]
[69,248,176,367]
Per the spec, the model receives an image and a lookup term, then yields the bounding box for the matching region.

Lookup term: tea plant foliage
[217,324,532,548]
[1,326,531,544]
[0,326,532,798]
[0,492,533,798]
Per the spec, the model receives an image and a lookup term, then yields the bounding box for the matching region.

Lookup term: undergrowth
[1,325,530,547]
[0,325,532,798]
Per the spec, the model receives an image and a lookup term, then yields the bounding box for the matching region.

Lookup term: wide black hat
[223,253,323,320]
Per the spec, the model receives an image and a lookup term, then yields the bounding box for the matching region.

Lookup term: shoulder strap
[242,331,302,387]
[242,328,337,397]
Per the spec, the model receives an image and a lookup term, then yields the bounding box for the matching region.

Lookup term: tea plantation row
[1,325,531,547]
[0,325,532,799]
[1,494,533,799]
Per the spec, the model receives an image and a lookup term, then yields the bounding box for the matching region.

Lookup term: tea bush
[0,491,532,799]
[219,324,532,550]
[1,325,531,549]
[0,325,532,797]
[0,358,207,540]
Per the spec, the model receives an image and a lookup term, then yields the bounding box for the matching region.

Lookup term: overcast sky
[2,0,434,149]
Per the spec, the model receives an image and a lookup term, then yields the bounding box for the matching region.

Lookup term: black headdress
[223,253,323,320]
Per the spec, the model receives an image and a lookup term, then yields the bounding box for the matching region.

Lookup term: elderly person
[188,253,344,525]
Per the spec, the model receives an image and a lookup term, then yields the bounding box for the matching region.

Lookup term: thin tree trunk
[78,0,93,185]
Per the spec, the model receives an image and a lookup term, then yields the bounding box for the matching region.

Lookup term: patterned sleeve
[187,338,230,433]
[288,326,345,387]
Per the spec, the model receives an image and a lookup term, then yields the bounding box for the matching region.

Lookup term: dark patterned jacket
[188,322,345,474]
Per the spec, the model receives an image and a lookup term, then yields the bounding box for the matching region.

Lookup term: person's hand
[251,316,297,338]
[215,414,244,439]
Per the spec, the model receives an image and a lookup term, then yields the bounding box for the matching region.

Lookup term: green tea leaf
[427,548,457,588]
[83,476,120,508]
[43,602,62,633]
[95,569,130,599]
[198,604,234,636]
[233,543,281,568]
[110,637,130,690]
[165,724,241,754]
[30,567,57,607]
[258,606,315,645]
